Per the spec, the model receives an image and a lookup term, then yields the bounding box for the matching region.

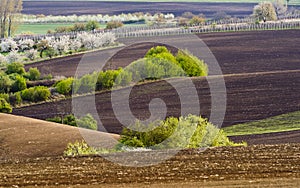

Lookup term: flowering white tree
[52,35,70,55]
[0,54,6,67]
[25,49,38,60]
[0,38,18,52]
[69,39,82,52]
[18,39,35,52]
[6,51,22,63]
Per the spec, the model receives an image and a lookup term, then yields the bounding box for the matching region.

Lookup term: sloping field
[25,30,300,77]
[0,114,119,160]
[13,70,300,136]
[22,1,255,17]
[1,144,300,187]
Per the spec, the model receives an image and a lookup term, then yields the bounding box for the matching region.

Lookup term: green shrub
[27,67,41,81]
[0,72,13,93]
[9,92,22,106]
[0,98,12,113]
[76,114,98,131]
[47,114,97,130]
[6,62,26,75]
[73,72,98,94]
[21,86,50,102]
[64,140,98,157]
[0,93,9,102]
[119,115,245,149]
[55,77,74,95]
[97,69,121,90]
[176,50,208,77]
[11,75,27,92]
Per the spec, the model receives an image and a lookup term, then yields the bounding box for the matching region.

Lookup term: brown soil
[25,30,300,77]
[22,1,256,17]
[1,144,300,187]
[0,113,119,161]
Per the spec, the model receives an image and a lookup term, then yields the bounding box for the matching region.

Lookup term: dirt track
[1,144,300,187]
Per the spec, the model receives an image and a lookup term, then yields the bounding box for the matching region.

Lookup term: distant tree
[37,40,50,58]
[212,11,231,21]
[0,0,23,38]
[273,0,287,16]
[253,2,278,22]
[85,20,100,31]
[189,16,206,26]
[106,21,124,29]
[181,12,195,19]
[72,22,86,32]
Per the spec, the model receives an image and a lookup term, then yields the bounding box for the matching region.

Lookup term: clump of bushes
[0,98,12,113]
[118,115,245,149]
[64,140,98,157]
[21,86,50,102]
[47,113,98,131]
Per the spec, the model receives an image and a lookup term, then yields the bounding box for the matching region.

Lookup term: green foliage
[64,140,98,157]
[119,115,243,150]
[73,72,98,94]
[21,86,50,102]
[176,50,208,77]
[76,114,98,131]
[97,69,122,90]
[0,93,9,102]
[86,21,100,31]
[9,92,22,106]
[0,72,13,93]
[0,98,12,113]
[11,75,27,92]
[6,62,26,75]
[223,111,300,136]
[47,114,97,130]
[27,67,41,81]
[55,77,74,95]
[106,21,124,29]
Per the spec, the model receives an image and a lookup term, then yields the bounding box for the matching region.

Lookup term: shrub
[11,75,27,92]
[64,140,98,157]
[176,50,208,77]
[9,92,22,106]
[47,114,97,130]
[73,72,98,94]
[189,16,205,26]
[55,77,74,95]
[0,93,9,102]
[76,114,98,131]
[0,72,13,93]
[0,98,12,113]
[0,54,6,68]
[6,62,26,75]
[27,67,41,81]
[119,115,244,149]
[106,21,124,29]
[97,69,121,90]
[21,86,50,102]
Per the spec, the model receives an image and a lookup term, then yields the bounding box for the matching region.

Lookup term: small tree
[273,0,287,16]
[37,40,50,58]
[0,98,12,113]
[55,77,74,95]
[253,2,278,22]
[86,20,100,31]
[189,16,205,26]
[76,114,98,130]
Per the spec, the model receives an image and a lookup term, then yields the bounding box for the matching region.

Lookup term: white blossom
[0,38,18,52]
[18,39,35,52]
[25,49,38,60]
[6,51,22,64]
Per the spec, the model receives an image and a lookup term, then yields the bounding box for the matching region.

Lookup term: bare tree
[0,0,23,38]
